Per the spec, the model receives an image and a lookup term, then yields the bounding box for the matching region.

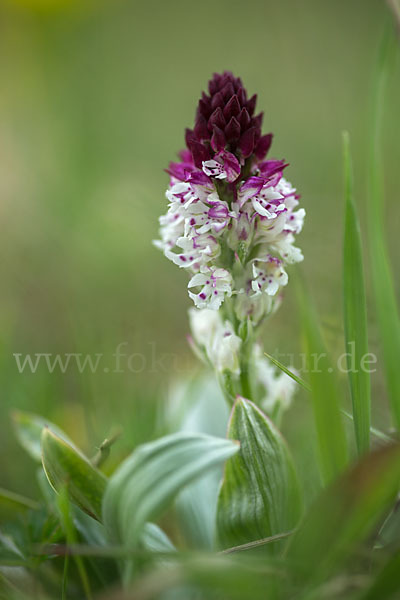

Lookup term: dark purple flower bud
[211,91,224,111]
[246,94,257,116]
[254,133,273,160]
[185,128,195,146]
[211,126,226,152]
[252,112,264,131]
[184,71,273,166]
[208,74,220,95]
[223,95,241,120]
[220,82,235,101]
[187,139,211,168]
[225,116,241,143]
[194,114,210,140]
[238,108,251,129]
[208,107,226,131]
[237,87,246,105]
[239,127,256,158]
[198,98,212,119]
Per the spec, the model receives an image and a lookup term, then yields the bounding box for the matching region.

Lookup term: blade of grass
[288,442,400,584]
[264,352,312,392]
[57,485,92,600]
[340,411,392,443]
[342,131,371,455]
[264,353,390,442]
[367,23,400,429]
[297,281,348,484]
[220,530,295,555]
[361,549,400,600]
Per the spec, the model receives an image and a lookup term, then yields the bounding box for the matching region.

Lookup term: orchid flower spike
[155,71,305,325]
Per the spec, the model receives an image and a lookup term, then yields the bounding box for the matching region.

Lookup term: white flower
[251,256,288,297]
[202,151,241,183]
[285,208,306,235]
[253,345,298,414]
[255,211,287,242]
[235,288,281,323]
[188,308,241,374]
[252,190,286,220]
[202,159,228,180]
[209,320,241,374]
[188,308,221,349]
[156,154,305,318]
[188,266,232,310]
[164,233,220,269]
[182,193,235,238]
[269,233,304,264]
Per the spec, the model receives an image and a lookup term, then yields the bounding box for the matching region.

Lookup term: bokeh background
[0,0,399,499]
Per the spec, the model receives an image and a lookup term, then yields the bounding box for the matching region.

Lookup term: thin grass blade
[298,281,348,484]
[342,131,371,454]
[367,24,400,429]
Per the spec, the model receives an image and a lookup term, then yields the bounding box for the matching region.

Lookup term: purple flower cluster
[155,72,305,322]
[185,71,272,170]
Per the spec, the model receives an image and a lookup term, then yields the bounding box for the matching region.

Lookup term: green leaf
[361,550,400,600]
[140,523,175,554]
[0,532,25,567]
[342,131,371,454]
[125,552,283,600]
[41,428,107,521]
[217,397,302,552]
[288,443,400,584]
[264,353,391,442]
[103,432,238,545]
[298,282,348,484]
[367,25,400,429]
[57,485,92,600]
[175,375,230,550]
[12,409,76,463]
[102,432,239,582]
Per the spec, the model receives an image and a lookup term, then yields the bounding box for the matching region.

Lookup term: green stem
[239,333,255,400]
[239,364,252,399]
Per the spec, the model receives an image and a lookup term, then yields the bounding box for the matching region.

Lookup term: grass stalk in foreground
[298,281,348,485]
[342,131,371,455]
[367,23,400,429]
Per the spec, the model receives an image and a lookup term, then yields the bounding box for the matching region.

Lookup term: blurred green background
[0,0,399,498]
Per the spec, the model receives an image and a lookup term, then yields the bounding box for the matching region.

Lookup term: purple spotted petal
[239,176,265,205]
[217,150,241,183]
[188,170,211,186]
[258,159,288,178]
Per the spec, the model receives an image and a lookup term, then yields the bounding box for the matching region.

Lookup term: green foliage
[12,410,76,463]
[1,6,400,600]
[288,443,400,585]
[217,398,302,551]
[298,283,348,484]
[361,550,400,600]
[0,488,39,519]
[102,432,239,582]
[57,486,92,600]
[367,24,400,429]
[342,131,371,454]
[41,428,107,521]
